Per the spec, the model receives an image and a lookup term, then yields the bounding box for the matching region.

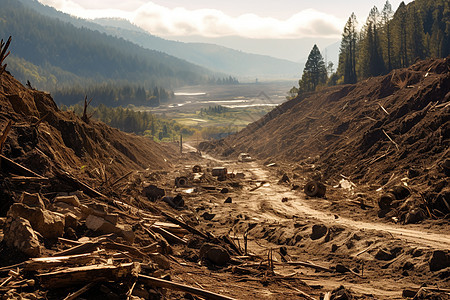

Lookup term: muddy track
[196,150,450,250]
[240,163,450,249]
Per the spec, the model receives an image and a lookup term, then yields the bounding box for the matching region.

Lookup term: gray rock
[85,215,134,242]
[53,195,81,207]
[20,192,45,209]
[4,217,41,257]
[7,203,65,239]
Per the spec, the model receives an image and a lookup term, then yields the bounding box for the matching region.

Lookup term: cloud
[133,4,343,39]
[38,0,343,39]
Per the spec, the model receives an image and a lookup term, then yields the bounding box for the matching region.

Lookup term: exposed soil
[200,57,450,225]
[0,58,449,300]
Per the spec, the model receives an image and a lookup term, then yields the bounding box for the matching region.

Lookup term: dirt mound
[200,57,450,220]
[0,72,173,213]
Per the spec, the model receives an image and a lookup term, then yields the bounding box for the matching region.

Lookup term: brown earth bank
[0,58,449,300]
[200,57,450,226]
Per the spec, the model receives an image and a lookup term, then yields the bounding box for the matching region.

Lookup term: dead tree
[0,36,12,77]
[82,95,94,123]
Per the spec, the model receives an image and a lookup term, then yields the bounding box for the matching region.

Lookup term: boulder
[201,212,215,221]
[143,185,165,201]
[53,195,81,207]
[429,250,450,271]
[7,203,65,239]
[52,201,83,219]
[404,208,426,224]
[199,243,231,266]
[389,185,411,200]
[20,192,45,209]
[4,217,41,257]
[310,224,328,240]
[162,194,184,208]
[64,213,79,230]
[375,249,396,261]
[86,215,134,242]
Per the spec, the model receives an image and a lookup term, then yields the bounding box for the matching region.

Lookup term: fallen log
[57,171,107,199]
[53,241,101,257]
[24,252,102,272]
[38,262,140,289]
[149,225,188,245]
[284,261,333,273]
[161,211,213,239]
[0,155,47,179]
[138,274,236,300]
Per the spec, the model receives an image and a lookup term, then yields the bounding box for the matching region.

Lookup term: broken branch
[138,274,236,300]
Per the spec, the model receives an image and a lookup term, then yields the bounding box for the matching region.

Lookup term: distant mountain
[15,0,301,79]
[1,0,212,91]
[90,18,302,79]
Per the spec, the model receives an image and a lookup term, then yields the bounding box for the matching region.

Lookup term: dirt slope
[0,71,173,213]
[200,57,450,219]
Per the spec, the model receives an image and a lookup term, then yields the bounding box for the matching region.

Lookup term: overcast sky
[38,0,413,40]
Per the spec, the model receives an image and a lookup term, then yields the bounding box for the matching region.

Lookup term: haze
[37,0,413,62]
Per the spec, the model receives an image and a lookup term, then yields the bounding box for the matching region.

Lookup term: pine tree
[298,44,327,92]
[382,0,394,71]
[338,13,358,84]
[394,2,408,67]
[408,6,427,60]
[367,7,385,77]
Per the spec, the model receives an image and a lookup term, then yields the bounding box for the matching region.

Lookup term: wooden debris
[284,261,333,273]
[38,262,141,289]
[0,120,12,154]
[138,274,236,300]
[24,252,102,272]
[57,171,107,199]
[0,154,47,179]
[149,225,188,245]
[161,211,213,239]
[382,129,399,151]
[63,282,97,300]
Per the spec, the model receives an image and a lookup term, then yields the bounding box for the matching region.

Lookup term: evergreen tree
[408,6,427,60]
[382,0,394,71]
[338,13,358,84]
[394,2,409,67]
[366,7,385,77]
[298,44,327,92]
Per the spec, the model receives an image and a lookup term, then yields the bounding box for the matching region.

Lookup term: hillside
[200,57,449,219]
[91,19,301,78]
[16,0,301,79]
[0,69,174,199]
[0,0,212,91]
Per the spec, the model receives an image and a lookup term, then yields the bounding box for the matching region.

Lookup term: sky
[37,0,413,62]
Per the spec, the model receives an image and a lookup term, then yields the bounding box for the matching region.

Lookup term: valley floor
[156,143,450,299]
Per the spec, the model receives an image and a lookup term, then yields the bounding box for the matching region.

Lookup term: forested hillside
[0,0,212,92]
[337,0,449,84]
[16,0,300,78]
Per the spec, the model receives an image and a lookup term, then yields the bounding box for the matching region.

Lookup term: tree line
[199,105,230,116]
[53,84,174,107]
[293,0,449,95]
[0,0,211,91]
[61,103,194,140]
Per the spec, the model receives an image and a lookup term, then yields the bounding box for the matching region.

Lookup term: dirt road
[178,144,449,298]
